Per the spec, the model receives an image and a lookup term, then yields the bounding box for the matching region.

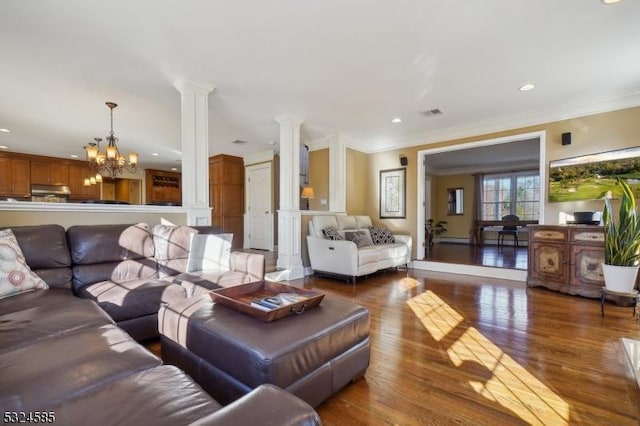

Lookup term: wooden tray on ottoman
[209,281,325,322]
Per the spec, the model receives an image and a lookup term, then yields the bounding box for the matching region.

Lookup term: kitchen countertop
[0,200,187,213]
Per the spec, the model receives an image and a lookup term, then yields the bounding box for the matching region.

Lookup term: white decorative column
[269,114,306,281]
[329,134,347,213]
[174,77,215,226]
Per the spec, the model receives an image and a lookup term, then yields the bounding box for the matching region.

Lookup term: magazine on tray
[250,292,310,311]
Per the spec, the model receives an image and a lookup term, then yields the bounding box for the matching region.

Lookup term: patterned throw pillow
[0,229,48,300]
[368,226,396,245]
[322,227,344,241]
[344,230,375,248]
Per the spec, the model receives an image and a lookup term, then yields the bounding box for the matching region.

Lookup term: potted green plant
[602,177,640,292]
[426,219,448,246]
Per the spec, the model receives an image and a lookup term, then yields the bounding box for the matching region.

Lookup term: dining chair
[498,214,519,247]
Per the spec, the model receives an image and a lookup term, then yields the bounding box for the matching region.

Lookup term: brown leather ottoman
[159,293,370,407]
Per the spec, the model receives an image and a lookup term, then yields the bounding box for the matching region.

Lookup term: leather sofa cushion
[3,224,71,270]
[153,225,223,278]
[153,224,198,262]
[0,324,161,411]
[2,225,72,289]
[160,295,370,389]
[71,259,159,292]
[78,279,186,322]
[67,223,155,265]
[310,216,338,238]
[0,290,113,353]
[336,215,357,230]
[51,365,222,426]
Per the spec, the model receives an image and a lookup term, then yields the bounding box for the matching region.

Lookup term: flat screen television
[548,146,640,202]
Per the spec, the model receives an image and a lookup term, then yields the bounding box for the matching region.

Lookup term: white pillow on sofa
[187,233,233,272]
[0,229,48,300]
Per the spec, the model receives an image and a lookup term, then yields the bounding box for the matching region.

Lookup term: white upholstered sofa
[307,215,412,283]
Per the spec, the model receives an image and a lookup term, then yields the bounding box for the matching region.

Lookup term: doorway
[416,131,546,263]
[245,162,274,250]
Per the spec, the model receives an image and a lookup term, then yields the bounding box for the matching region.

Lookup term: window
[482,171,539,220]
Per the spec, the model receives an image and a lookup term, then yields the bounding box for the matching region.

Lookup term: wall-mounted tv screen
[548,146,640,202]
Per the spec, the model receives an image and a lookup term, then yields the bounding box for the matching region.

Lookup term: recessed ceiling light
[268,141,278,146]
[0,145,8,149]
[519,83,536,92]
[0,128,10,133]
[391,117,402,124]
[602,0,620,4]
[152,153,159,156]
[70,154,79,158]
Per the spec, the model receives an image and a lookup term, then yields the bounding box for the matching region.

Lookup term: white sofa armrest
[393,234,412,250]
[306,236,359,277]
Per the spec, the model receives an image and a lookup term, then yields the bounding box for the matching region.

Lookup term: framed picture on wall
[380,168,406,218]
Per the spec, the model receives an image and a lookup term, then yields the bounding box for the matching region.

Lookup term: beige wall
[433,174,474,240]
[346,148,369,215]
[366,106,640,258]
[308,149,329,211]
[0,210,187,229]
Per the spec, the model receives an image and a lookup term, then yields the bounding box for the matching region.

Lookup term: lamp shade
[301,186,315,199]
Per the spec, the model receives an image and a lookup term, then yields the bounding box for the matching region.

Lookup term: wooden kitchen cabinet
[31,160,69,185]
[68,163,99,201]
[145,169,181,205]
[527,225,604,298]
[209,154,244,249]
[0,155,30,197]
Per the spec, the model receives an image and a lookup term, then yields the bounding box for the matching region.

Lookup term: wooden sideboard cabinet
[527,225,605,298]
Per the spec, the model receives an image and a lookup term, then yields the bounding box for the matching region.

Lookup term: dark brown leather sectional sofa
[0,223,321,425]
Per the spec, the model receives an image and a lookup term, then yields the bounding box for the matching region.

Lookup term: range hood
[31,184,71,196]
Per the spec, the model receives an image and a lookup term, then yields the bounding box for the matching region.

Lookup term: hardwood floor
[425,242,529,270]
[295,270,640,425]
[148,257,640,424]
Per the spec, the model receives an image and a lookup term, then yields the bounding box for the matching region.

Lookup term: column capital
[274,114,306,127]
[173,76,216,94]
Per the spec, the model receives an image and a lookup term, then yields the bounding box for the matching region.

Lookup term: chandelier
[84,101,138,180]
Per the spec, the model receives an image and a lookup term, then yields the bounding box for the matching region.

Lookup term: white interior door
[246,163,273,250]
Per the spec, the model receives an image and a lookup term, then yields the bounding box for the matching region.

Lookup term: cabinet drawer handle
[329,247,335,250]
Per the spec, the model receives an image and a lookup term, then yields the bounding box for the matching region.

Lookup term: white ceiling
[1,0,639,171]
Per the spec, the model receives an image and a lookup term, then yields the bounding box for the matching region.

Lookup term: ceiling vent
[421,109,443,117]
[232,139,248,145]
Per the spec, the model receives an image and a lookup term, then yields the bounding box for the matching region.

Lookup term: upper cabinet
[68,163,99,201]
[31,160,69,185]
[145,169,181,205]
[0,155,30,197]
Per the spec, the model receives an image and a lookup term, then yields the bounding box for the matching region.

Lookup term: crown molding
[358,91,640,154]
[244,149,275,166]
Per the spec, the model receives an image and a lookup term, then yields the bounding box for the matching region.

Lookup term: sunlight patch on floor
[406,290,463,342]
[408,290,569,425]
[398,277,419,290]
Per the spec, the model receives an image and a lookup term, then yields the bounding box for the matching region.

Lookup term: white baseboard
[412,260,527,282]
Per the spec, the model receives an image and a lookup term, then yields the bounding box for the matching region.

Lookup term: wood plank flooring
[148,253,640,424]
[295,270,640,425]
[425,242,529,270]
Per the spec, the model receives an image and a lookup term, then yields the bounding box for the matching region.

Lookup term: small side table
[601,287,640,320]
